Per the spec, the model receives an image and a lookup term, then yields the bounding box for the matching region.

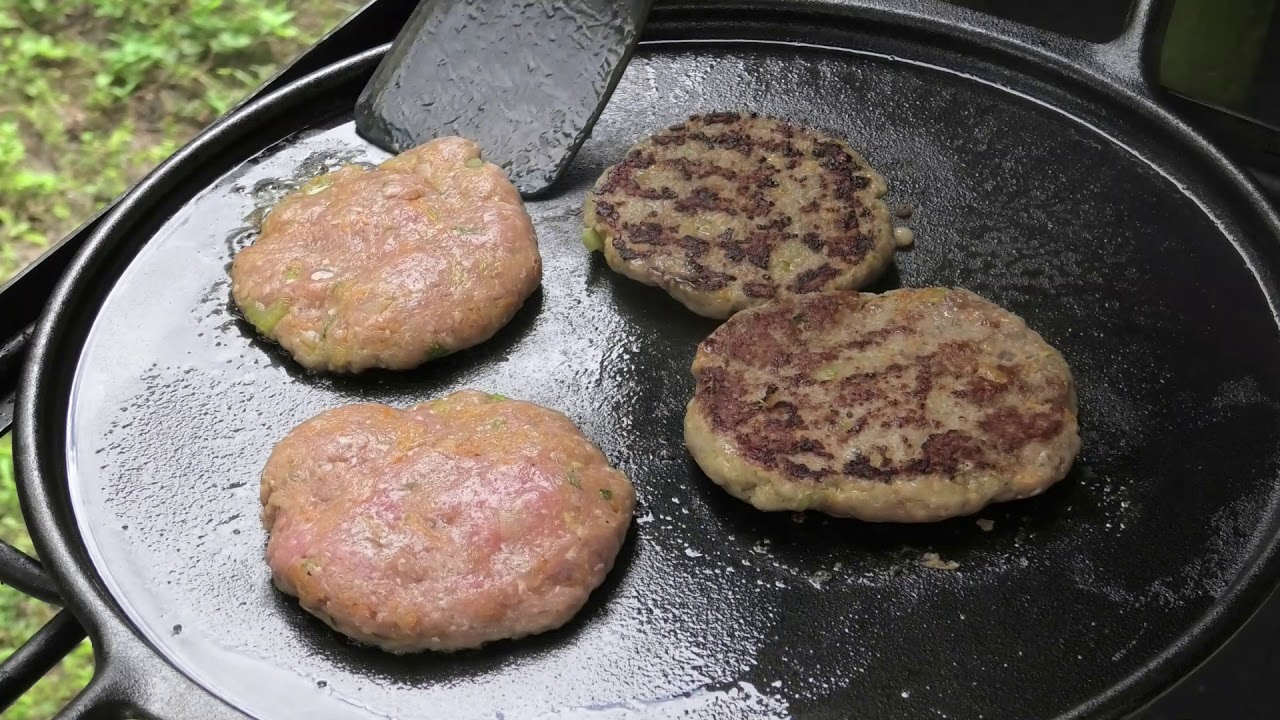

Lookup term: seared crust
[685,288,1080,522]
[584,113,897,319]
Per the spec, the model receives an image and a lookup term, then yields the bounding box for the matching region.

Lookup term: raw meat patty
[583,112,900,319]
[260,390,635,652]
[685,288,1080,522]
[231,137,541,373]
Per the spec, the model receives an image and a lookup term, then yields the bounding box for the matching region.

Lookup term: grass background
[0,1,357,717]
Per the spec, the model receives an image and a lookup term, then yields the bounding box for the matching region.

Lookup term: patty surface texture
[685,288,1080,522]
[584,112,898,318]
[261,390,634,652]
[231,137,541,373]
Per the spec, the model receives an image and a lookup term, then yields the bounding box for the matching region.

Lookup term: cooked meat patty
[260,390,634,653]
[231,137,541,373]
[685,288,1080,522]
[582,112,899,319]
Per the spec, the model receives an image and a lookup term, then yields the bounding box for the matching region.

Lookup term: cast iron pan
[17,1,1280,718]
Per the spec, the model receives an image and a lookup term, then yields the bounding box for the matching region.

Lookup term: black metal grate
[0,320,85,711]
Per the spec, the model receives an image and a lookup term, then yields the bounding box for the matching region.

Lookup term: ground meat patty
[260,390,634,652]
[231,137,541,373]
[685,288,1080,522]
[583,112,899,319]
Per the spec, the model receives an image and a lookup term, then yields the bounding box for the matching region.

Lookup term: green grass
[0,2,358,717]
[0,0,359,280]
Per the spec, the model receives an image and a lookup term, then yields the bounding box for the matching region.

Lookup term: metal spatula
[354,0,652,197]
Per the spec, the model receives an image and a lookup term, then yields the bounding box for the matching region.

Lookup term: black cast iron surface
[356,0,652,196]
[19,4,1280,720]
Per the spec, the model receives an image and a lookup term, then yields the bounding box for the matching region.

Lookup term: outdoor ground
[0,1,358,717]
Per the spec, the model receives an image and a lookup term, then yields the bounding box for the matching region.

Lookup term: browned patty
[685,288,1080,522]
[583,112,901,319]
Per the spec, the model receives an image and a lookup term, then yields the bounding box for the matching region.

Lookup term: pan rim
[18,10,1280,720]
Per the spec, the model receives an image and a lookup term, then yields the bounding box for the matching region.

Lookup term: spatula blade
[355,0,652,197]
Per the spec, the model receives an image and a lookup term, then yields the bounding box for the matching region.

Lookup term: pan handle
[778,0,1171,99]
[1085,0,1168,95]
[953,0,1169,96]
[51,648,247,720]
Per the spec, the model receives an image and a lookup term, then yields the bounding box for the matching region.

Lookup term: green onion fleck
[242,299,291,335]
[465,158,484,168]
[814,362,846,382]
[489,418,506,430]
[426,342,449,360]
[581,227,604,252]
[486,393,508,402]
[599,488,613,501]
[454,226,478,235]
[301,175,333,195]
[567,470,582,489]
[283,264,302,281]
